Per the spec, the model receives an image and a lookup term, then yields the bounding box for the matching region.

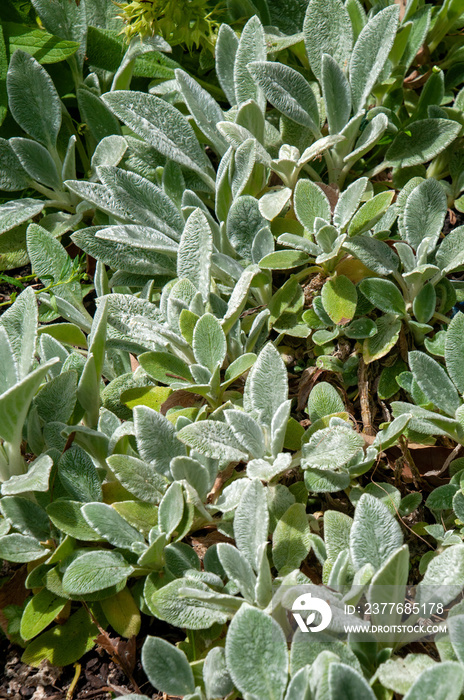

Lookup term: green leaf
[358,278,405,316]
[294,179,331,231]
[402,662,464,700]
[20,589,67,641]
[386,119,461,168]
[259,250,310,269]
[193,313,227,373]
[321,53,351,134]
[329,663,376,700]
[350,494,403,571]
[307,382,345,422]
[11,137,60,189]
[234,15,266,110]
[142,636,195,697]
[58,446,102,503]
[7,49,61,148]
[227,195,266,260]
[0,26,7,127]
[138,351,191,386]
[177,209,213,302]
[4,22,79,64]
[107,454,166,503]
[218,542,256,602]
[409,351,461,416]
[272,503,312,575]
[248,61,319,131]
[363,314,401,364]
[402,179,447,250]
[0,533,47,562]
[303,0,353,81]
[347,191,394,236]
[445,312,464,393]
[159,481,184,538]
[321,275,357,325]
[349,5,399,111]
[46,500,101,542]
[175,69,226,153]
[30,0,87,71]
[81,502,144,549]
[62,550,133,595]
[21,607,98,667]
[225,604,288,700]
[102,91,213,186]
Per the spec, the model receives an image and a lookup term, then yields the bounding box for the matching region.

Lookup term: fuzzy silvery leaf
[216,24,239,105]
[102,91,214,187]
[217,121,272,166]
[191,313,226,373]
[159,481,184,538]
[247,453,292,481]
[297,135,345,168]
[10,138,61,190]
[408,351,460,417]
[46,500,101,542]
[77,88,121,143]
[0,199,44,237]
[0,357,58,451]
[34,370,77,424]
[177,209,213,303]
[350,494,403,571]
[0,533,47,563]
[445,312,464,394]
[227,195,266,260]
[1,455,53,496]
[402,663,464,700]
[0,138,30,191]
[329,663,376,700]
[248,61,319,131]
[400,6,431,72]
[177,420,248,462]
[108,454,166,503]
[95,225,178,255]
[234,478,269,571]
[81,503,145,549]
[258,188,292,222]
[243,342,288,427]
[175,69,227,154]
[435,225,464,275]
[222,264,263,334]
[367,545,409,632]
[303,0,353,81]
[302,423,364,470]
[231,138,257,200]
[225,409,265,459]
[0,286,37,382]
[204,647,235,700]
[142,636,195,697]
[134,406,186,478]
[294,179,331,232]
[225,604,288,700]
[271,400,292,457]
[215,479,250,513]
[372,414,411,452]
[62,550,133,596]
[72,227,176,278]
[321,53,351,134]
[146,578,232,629]
[333,178,367,229]
[96,166,184,240]
[376,655,436,696]
[7,50,61,148]
[344,113,388,165]
[234,16,266,111]
[0,496,49,539]
[217,542,257,602]
[91,135,127,171]
[386,119,461,168]
[170,456,211,500]
[417,545,464,609]
[58,446,102,503]
[402,178,447,251]
[343,236,399,275]
[349,5,399,111]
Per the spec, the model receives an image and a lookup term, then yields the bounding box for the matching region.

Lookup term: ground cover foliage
[1,0,464,697]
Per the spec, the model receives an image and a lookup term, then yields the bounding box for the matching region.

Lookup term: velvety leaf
[234,15,266,111]
[62,550,133,595]
[321,275,357,325]
[272,503,312,575]
[409,351,461,416]
[303,0,353,80]
[350,494,403,571]
[358,278,405,316]
[142,636,195,697]
[386,119,461,168]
